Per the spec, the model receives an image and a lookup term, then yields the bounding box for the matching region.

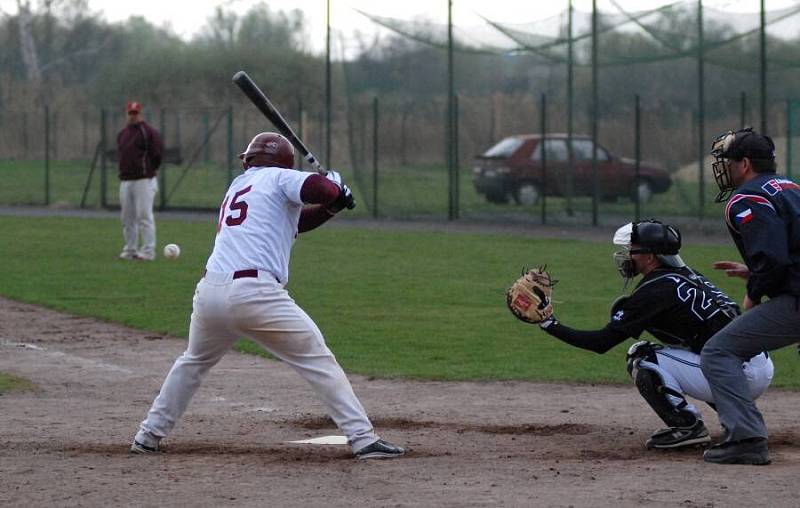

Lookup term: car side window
[531,140,568,162]
[483,137,524,158]
[571,139,609,161]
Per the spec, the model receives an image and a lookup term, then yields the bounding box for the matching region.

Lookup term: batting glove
[326,184,355,213]
[325,170,343,187]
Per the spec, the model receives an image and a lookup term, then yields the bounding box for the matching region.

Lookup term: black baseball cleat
[703,438,770,465]
[130,439,160,454]
[646,420,711,449]
[354,439,405,459]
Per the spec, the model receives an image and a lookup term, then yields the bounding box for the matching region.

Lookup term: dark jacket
[543,266,739,355]
[117,121,163,180]
[724,173,800,301]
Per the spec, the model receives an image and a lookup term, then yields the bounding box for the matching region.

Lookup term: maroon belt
[202,269,275,282]
[202,269,258,279]
[232,269,258,279]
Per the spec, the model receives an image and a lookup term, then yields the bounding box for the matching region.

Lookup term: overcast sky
[1,0,796,52]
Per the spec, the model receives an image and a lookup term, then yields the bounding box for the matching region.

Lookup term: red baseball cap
[126,101,142,113]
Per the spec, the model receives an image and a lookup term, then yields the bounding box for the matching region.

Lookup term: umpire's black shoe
[646,420,711,449]
[354,439,405,459]
[703,438,770,465]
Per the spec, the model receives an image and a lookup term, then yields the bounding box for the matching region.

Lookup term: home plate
[288,435,348,445]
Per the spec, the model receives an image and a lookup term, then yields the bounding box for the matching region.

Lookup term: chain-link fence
[2,1,800,229]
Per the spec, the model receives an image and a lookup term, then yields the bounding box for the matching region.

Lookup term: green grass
[0,372,37,393]
[1,215,798,388]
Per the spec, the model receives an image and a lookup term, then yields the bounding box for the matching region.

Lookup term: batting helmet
[239,132,294,169]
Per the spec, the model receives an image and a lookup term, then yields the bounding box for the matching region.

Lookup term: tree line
[2,0,800,169]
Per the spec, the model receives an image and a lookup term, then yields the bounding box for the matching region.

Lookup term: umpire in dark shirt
[702,127,800,465]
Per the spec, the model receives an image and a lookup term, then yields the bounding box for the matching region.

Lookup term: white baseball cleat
[354,439,405,459]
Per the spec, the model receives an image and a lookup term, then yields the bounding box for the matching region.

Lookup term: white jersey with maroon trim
[205,166,313,284]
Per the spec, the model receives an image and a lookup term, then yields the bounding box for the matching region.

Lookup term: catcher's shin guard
[634,367,697,428]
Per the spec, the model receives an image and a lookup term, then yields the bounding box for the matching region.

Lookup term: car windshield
[482,137,524,158]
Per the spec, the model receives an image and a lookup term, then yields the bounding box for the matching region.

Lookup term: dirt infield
[1,297,799,508]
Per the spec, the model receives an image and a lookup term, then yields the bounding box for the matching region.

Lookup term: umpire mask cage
[710,127,777,203]
[710,130,738,203]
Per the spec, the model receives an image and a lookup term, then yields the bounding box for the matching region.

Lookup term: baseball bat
[232,70,326,175]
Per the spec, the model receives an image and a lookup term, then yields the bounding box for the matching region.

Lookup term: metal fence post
[203,111,210,163]
[787,99,793,180]
[697,0,705,219]
[159,107,167,210]
[591,0,599,227]
[740,91,747,129]
[44,105,50,206]
[447,0,455,221]
[566,0,575,216]
[100,108,108,208]
[82,111,88,156]
[454,93,460,220]
[227,106,234,186]
[540,93,547,224]
[372,96,379,219]
[635,94,641,221]
[22,112,29,158]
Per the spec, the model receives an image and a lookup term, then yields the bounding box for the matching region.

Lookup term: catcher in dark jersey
[538,220,774,450]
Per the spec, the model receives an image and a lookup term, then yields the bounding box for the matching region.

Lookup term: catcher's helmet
[613,220,684,280]
[239,132,294,169]
[709,127,776,202]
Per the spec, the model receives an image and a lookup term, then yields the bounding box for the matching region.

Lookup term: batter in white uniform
[131,132,405,459]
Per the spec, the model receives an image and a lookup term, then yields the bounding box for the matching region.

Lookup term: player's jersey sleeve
[278,170,314,206]
[726,194,790,300]
[606,285,663,338]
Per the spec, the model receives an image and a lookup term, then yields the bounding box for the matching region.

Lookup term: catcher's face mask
[613,246,638,280]
[710,130,738,203]
[612,223,639,280]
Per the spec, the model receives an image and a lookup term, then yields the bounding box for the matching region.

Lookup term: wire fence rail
[1,93,797,228]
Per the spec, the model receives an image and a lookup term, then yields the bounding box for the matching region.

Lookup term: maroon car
[472,134,671,205]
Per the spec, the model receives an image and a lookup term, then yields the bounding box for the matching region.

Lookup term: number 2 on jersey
[217,185,252,231]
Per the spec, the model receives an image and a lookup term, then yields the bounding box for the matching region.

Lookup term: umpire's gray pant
[701,294,800,442]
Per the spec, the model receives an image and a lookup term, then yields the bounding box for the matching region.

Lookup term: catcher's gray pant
[119,177,157,259]
[639,347,773,421]
[135,271,379,452]
[701,293,800,443]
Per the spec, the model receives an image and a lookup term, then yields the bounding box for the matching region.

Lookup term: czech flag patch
[736,208,753,225]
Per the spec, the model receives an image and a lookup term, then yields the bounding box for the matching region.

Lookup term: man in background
[117,101,163,261]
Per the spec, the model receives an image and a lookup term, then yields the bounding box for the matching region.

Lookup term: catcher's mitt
[505,266,557,324]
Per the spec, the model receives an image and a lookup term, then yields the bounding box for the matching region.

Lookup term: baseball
[163,243,181,259]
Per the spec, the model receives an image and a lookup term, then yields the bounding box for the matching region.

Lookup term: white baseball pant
[119,176,158,259]
[135,270,378,452]
[639,347,773,420]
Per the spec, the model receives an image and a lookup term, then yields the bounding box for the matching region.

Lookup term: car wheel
[633,180,654,204]
[485,190,510,204]
[514,183,540,206]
